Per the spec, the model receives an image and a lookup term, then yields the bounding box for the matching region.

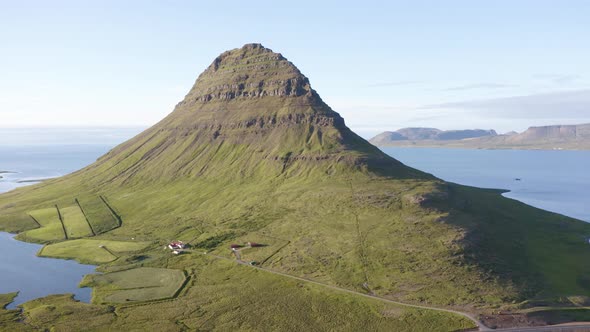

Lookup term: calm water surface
[382,147,590,222]
[0,144,113,308]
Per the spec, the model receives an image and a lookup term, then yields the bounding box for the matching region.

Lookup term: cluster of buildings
[168,241,186,254]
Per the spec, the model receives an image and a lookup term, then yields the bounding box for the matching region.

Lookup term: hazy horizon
[1,1,589,138]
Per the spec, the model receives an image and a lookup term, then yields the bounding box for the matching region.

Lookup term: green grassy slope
[0,43,589,329]
[0,258,475,331]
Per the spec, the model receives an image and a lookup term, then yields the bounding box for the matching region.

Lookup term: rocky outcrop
[181,43,318,105]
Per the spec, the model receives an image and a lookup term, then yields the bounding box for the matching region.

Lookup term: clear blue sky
[1,0,589,137]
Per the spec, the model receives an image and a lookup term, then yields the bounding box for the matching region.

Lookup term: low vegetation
[81,267,187,304]
[77,196,120,234]
[60,205,93,238]
[38,239,151,264]
[0,259,475,331]
[0,293,20,330]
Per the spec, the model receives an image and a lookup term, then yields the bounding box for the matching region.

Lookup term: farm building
[168,241,185,250]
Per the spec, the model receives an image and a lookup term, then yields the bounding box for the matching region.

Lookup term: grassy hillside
[0,258,475,331]
[1,43,589,330]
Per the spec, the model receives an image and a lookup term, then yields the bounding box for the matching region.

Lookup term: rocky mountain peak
[182,43,316,104]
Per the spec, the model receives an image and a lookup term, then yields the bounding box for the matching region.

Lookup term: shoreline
[373,144,590,151]
[0,231,95,309]
[0,171,16,180]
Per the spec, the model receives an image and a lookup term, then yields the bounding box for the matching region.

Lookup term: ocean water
[0,144,113,308]
[381,147,590,222]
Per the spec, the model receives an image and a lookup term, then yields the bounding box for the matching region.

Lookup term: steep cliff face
[508,124,590,142]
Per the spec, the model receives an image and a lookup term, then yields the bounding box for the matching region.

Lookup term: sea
[0,136,588,308]
[381,147,590,222]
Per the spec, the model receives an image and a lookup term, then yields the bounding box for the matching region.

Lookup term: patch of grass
[527,308,590,324]
[5,258,474,331]
[77,196,120,234]
[19,223,66,243]
[38,239,151,264]
[81,267,186,304]
[0,293,17,310]
[193,232,237,250]
[60,205,93,238]
[21,207,67,242]
[0,293,22,330]
[20,294,115,331]
[0,213,38,233]
[28,207,61,227]
[210,233,290,264]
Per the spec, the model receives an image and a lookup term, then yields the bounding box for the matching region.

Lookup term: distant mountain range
[369,124,590,150]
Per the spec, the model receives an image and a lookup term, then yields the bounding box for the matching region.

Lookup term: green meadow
[0,258,476,331]
[60,205,93,238]
[38,239,151,265]
[81,267,186,303]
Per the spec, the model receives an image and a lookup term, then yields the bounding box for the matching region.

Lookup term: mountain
[1,44,589,330]
[370,124,590,150]
[370,128,497,145]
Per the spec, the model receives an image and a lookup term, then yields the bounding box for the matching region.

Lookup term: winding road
[197,250,590,332]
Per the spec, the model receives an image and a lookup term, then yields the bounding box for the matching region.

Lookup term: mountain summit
[85,43,415,184]
[186,43,316,103]
[1,44,589,328]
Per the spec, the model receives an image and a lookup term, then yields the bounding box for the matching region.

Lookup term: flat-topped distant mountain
[371,128,497,145]
[370,124,590,150]
[1,44,589,330]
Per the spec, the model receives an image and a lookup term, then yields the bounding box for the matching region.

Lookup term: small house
[168,241,185,250]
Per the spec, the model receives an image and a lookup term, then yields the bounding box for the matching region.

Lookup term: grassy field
[60,205,94,238]
[19,223,65,243]
[38,239,151,264]
[81,267,187,303]
[28,207,60,227]
[0,293,21,330]
[209,233,290,264]
[0,258,475,331]
[15,208,65,243]
[77,196,120,234]
[527,308,590,324]
[16,198,121,243]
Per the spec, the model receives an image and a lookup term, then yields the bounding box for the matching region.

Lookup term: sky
[1,1,589,138]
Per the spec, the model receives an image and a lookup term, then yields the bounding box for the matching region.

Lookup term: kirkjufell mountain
[1,44,589,330]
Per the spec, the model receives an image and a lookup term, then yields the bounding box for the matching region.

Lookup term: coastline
[371,142,590,151]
